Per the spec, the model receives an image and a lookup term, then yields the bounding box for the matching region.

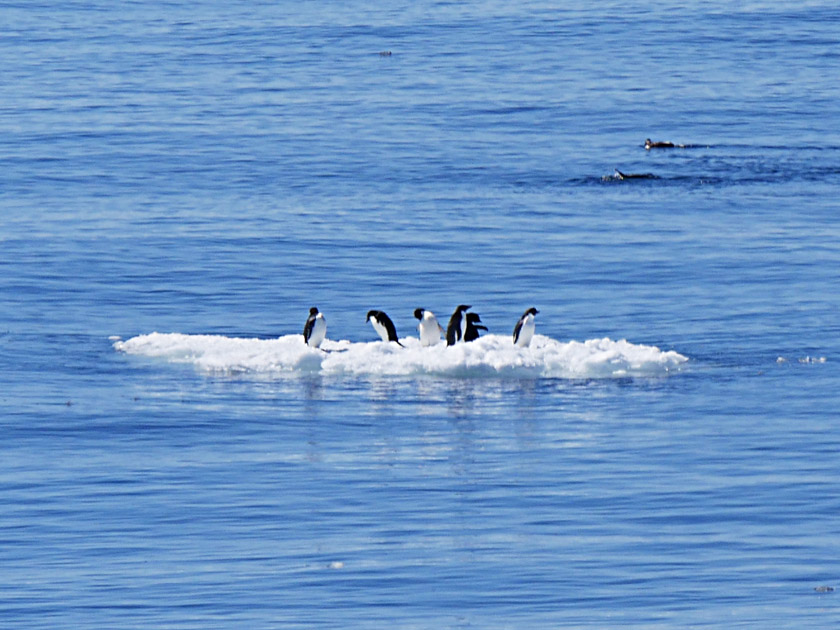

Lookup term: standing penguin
[463,312,488,342]
[303,306,326,348]
[366,310,404,346]
[414,308,443,346]
[513,307,539,347]
[446,304,471,346]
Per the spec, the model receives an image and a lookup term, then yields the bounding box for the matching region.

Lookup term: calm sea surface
[2,1,840,627]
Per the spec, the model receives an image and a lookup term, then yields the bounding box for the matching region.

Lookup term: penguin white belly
[308,315,326,347]
[418,313,441,346]
[370,318,390,342]
[515,315,535,347]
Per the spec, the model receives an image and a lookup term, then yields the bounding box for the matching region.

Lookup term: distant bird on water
[645,138,686,150]
[614,168,657,180]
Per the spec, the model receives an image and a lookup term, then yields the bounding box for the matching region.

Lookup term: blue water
[3,1,840,627]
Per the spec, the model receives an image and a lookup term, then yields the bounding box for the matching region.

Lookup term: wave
[113,333,688,379]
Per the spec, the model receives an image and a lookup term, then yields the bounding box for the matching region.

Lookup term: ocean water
[2,1,840,627]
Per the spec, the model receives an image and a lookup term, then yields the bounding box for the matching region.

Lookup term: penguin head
[457,304,471,312]
[309,306,319,316]
[526,307,539,316]
[413,308,425,320]
[366,310,379,323]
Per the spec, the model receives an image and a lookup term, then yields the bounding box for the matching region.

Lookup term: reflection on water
[301,374,324,405]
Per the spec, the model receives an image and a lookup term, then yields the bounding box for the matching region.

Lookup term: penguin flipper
[513,320,523,344]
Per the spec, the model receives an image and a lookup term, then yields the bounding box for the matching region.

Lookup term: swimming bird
[645,138,685,150]
[446,304,471,346]
[303,306,326,348]
[366,310,404,346]
[464,312,487,342]
[414,308,443,346]
[513,307,539,347]
[614,169,657,180]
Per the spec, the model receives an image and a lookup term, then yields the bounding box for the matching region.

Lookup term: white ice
[114,332,688,379]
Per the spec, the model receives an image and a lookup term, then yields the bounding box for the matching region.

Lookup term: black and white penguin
[303,306,326,348]
[414,308,443,347]
[366,310,404,346]
[446,304,471,346]
[513,307,539,347]
[464,312,487,342]
[614,169,657,180]
[645,138,685,150]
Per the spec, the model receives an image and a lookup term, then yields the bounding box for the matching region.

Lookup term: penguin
[303,306,326,348]
[414,308,444,346]
[513,307,539,347]
[366,310,404,346]
[645,138,685,150]
[446,304,471,346]
[614,169,657,180]
[463,312,487,342]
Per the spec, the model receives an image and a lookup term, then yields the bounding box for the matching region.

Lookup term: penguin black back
[446,304,471,346]
[366,309,403,346]
[464,312,487,342]
[303,306,318,342]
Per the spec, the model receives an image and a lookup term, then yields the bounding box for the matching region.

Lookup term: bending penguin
[303,306,326,348]
[366,310,404,347]
[446,304,471,346]
[414,308,444,346]
[464,312,487,342]
[513,307,539,347]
